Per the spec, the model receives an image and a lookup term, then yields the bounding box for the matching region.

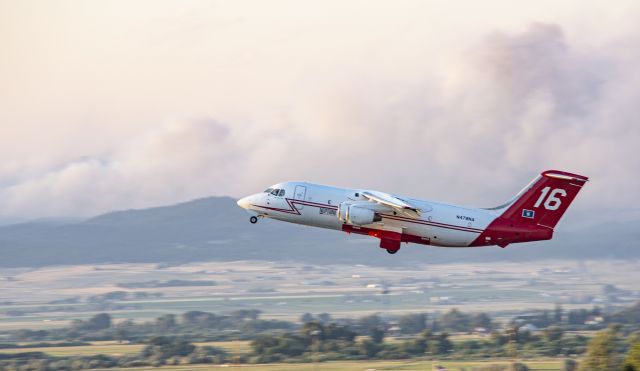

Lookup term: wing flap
[361,191,427,218]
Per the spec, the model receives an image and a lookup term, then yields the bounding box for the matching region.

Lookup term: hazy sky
[1,0,639,224]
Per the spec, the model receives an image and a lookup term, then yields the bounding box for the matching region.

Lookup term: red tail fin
[471,170,588,247]
[499,170,588,229]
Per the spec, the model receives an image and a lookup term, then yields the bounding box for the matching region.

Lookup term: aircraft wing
[361,191,426,218]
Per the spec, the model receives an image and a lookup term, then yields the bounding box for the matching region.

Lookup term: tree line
[5,302,640,370]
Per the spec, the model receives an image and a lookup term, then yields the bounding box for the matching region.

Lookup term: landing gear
[380,238,401,255]
[249,216,258,224]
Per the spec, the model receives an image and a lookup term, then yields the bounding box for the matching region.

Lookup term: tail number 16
[534,187,567,211]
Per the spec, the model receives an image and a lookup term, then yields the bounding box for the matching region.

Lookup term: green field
[0,340,252,357]
[0,341,568,370]
[89,359,564,370]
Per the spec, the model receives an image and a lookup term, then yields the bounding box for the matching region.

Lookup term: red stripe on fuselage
[252,198,339,215]
[253,198,484,235]
[251,204,300,215]
[380,214,483,233]
[291,199,339,209]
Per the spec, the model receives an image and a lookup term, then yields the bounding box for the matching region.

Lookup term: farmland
[2,259,638,332]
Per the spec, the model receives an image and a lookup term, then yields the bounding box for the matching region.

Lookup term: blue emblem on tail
[522,209,535,219]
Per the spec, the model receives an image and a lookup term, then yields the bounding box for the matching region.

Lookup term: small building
[429,296,453,304]
[519,323,539,333]
[474,327,488,335]
[584,316,604,325]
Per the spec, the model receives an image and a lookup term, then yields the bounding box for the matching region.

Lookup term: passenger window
[278,189,285,197]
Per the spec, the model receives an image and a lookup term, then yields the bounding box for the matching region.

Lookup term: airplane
[236,170,588,254]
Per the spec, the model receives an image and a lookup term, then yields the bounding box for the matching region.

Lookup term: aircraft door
[294,185,307,210]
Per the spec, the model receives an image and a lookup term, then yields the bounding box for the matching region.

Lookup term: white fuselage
[237,182,499,247]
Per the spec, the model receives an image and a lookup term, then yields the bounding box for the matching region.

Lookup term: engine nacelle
[337,203,381,225]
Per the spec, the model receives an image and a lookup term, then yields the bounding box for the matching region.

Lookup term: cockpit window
[265,187,285,196]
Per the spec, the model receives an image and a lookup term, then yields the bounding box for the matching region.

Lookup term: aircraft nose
[237,196,251,209]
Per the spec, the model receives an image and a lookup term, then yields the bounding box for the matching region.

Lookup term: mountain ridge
[0,196,637,268]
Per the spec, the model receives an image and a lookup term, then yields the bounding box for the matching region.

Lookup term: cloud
[1,2,639,224]
[0,119,237,217]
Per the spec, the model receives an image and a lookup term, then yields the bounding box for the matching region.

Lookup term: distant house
[519,323,538,333]
[430,296,453,304]
[387,325,401,336]
[513,313,541,324]
[474,327,488,335]
[584,315,604,325]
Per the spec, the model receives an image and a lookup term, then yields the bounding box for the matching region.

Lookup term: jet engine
[337,202,381,225]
